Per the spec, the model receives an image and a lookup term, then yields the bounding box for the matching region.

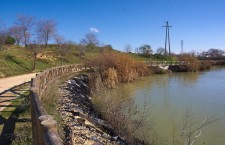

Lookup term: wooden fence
[30,64,86,145]
[146,60,185,66]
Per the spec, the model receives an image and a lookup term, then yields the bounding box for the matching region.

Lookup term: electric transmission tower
[181,40,184,54]
[163,21,172,55]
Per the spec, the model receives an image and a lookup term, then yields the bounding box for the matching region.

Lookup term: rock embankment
[58,74,127,145]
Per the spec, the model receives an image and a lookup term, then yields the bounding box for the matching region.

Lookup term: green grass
[0,45,100,78]
[0,90,32,145]
[128,53,150,61]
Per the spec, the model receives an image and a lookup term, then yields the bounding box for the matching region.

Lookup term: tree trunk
[24,32,27,47]
[44,37,48,48]
[61,54,63,66]
[33,55,36,70]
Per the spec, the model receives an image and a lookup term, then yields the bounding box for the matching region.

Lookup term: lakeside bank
[58,74,128,144]
[58,72,152,145]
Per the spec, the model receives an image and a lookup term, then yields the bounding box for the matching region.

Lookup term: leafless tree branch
[36,19,56,47]
[15,14,35,46]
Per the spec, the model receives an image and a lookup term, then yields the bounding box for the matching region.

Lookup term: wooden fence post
[38,115,54,145]
[41,119,63,145]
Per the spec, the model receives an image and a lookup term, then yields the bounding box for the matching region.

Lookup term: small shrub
[102,68,118,88]
[135,62,151,76]
[178,53,200,71]
[114,53,137,82]
[199,60,212,70]
[5,36,16,46]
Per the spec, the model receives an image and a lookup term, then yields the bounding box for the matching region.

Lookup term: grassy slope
[0,45,147,78]
[0,45,89,77]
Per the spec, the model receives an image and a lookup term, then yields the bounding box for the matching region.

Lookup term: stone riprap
[58,74,127,145]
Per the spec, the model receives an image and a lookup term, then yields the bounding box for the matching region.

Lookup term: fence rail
[146,60,222,66]
[30,64,86,145]
[146,61,186,66]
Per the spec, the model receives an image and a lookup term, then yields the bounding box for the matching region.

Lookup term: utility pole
[181,40,184,54]
[163,21,172,55]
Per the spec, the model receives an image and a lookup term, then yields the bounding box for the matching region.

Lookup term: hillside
[0,45,90,77]
[0,45,147,78]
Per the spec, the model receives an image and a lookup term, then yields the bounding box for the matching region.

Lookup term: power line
[163,21,172,55]
[167,0,187,25]
[163,0,171,21]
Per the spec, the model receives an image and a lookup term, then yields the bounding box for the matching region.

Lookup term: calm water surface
[119,66,225,145]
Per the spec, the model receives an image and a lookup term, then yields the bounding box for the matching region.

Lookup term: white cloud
[90,27,100,33]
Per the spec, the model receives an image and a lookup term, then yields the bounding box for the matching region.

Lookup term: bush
[86,51,150,85]
[102,68,118,88]
[199,60,212,70]
[114,53,137,82]
[5,36,16,45]
[135,61,151,76]
[178,53,200,71]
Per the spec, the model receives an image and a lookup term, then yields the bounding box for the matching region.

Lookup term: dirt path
[0,73,37,112]
[0,73,37,93]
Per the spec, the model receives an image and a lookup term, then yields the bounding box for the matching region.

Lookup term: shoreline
[58,74,128,145]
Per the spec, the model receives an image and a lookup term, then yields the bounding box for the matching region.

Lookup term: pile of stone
[58,74,127,145]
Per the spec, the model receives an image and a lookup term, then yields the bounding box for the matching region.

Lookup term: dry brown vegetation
[199,60,212,70]
[90,76,151,144]
[102,68,118,88]
[86,51,152,144]
[178,53,200,71]
[178,53,213,71]
[86,51,150,88]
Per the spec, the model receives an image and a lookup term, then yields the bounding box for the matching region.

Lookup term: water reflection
[109,66,225,145]
[170,72,200,84]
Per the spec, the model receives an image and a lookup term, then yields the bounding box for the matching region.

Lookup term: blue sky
[1,0,225,53]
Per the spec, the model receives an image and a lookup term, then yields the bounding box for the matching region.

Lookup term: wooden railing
[146,60,190,66]
[30,64,86,145]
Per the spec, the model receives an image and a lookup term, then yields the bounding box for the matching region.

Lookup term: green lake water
[113,66,225,145]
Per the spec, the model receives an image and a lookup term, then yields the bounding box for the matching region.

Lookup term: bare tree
[0,32,6,51]
[80,32,99,47]
[54,35,72,65]
[8,25,23,45]
[15,15,35,46]
[156,47,165,55]
[0,20,6,50]
[60,41,73,65]
[139,44,153,57]
[28,41,42,70]
[36,19,56,48]
[54,34,64,48]
[135,47,139,53]
[124,44,132,53]
[78,43,85,57]
[205,48,224,59]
